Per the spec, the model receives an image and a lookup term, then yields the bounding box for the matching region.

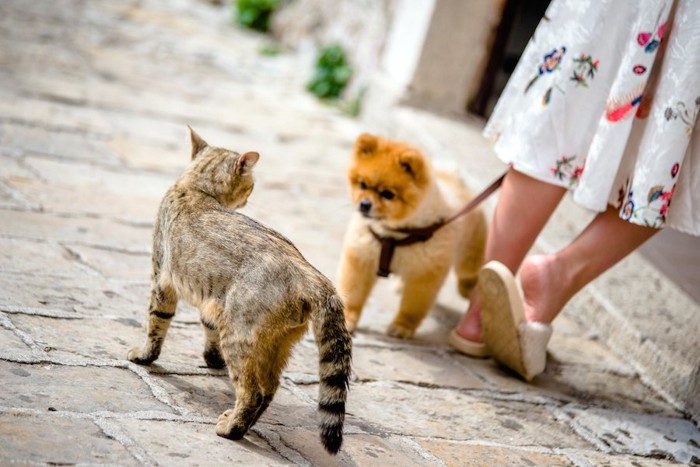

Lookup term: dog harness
[369,173,505,277]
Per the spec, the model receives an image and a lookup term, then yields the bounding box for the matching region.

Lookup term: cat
[127,128,352,455]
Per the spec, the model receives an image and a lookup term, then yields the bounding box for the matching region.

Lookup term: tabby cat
[127,128,352,454]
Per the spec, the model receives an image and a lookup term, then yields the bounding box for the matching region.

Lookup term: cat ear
[235,151,259,175]
[355,133,378,156]
[188,126,209,160]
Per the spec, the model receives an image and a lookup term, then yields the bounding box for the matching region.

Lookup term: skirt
[484,0,700,235]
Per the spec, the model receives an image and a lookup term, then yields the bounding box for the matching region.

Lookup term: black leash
[369,173,505,277]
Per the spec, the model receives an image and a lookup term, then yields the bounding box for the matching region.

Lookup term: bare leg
[519,206,658,324]
[454,168,566,342]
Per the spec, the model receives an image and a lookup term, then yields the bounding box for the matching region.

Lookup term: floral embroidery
[637,22,666,53]
[605,85,644,122]
[542,84,566,106]
[570,54,599,87]
[632,65,647,75]
[540,47,567,74]
[550,155,584,186]
[664,97,700,136]
[622,196,635,221]
[637,3,667,54]
[671,162,680,178]
[524,46,567,94]
[617,164,677,228]
[646,184,675,224]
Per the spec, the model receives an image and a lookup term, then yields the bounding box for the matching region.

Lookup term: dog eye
[379,190,395,200]
[359,181,368,189]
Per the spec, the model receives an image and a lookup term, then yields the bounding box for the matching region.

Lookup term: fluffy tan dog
[337,134,488,338]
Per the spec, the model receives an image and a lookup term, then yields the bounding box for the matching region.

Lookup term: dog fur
[337,133,488,338]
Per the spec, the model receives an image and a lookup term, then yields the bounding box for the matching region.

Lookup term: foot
[453,295,484,344]
[387,320,415,339]
[216,409,246,440]
[127,346,158,365]
[479,261,552,381]
[519,254,569,325]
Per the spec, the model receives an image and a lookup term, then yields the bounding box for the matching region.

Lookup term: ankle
[456,303,483,342]
[520,254,569,324]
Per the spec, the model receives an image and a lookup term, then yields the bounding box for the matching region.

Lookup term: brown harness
[369,173,505,277]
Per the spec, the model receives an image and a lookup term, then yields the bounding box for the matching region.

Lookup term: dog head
[347,133,431,222]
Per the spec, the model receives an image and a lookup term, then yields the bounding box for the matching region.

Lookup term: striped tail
[312,292,352,455]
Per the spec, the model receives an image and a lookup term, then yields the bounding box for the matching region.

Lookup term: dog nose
[359,199,372,214]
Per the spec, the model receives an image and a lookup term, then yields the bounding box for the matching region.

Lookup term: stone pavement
[0,1,698,465]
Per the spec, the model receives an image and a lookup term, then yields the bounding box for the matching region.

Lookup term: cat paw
[127,347,157,365]
[216,410,246,440]
[203,348,226,369]
[386,322,415,339]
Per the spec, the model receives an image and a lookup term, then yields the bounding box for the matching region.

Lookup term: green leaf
[647,185,664,203]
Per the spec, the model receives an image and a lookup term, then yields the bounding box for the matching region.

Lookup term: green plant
[340,86,367,118]
[258,42,281,56]
[235,0,280,32]
[307,44,353,100]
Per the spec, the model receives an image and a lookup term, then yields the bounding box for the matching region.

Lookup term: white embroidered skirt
[484,0,700,235]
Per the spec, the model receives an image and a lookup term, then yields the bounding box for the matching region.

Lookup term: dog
[337,133,488,338]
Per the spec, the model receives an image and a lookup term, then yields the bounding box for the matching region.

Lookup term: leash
[369,173,505,277]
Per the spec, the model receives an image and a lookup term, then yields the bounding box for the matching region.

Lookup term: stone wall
[270,0,396,95]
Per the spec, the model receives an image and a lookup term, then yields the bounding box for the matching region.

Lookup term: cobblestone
[1,0,698,465]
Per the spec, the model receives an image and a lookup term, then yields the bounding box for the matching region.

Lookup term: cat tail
[312,292,352,455]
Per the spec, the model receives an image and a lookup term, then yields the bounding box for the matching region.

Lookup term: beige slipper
[448,329,490,358]
[479,261,552,382]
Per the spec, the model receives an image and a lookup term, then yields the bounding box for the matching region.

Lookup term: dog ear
[235,151,259,175]
[355,133,378,156]
[397,150,425,180]
[189,126,209,160]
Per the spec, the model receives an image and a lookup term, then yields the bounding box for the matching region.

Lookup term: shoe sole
[479,261,530,380]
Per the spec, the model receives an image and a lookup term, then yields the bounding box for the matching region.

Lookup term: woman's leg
[454,168,566,342]
[519,206,658,324]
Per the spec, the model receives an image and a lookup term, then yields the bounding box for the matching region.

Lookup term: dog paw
[458,277,478,298]
[387,323,415,339]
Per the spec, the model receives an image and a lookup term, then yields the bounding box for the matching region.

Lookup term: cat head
[185,127,260,209]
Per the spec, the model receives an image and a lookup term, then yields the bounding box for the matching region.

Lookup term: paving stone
[305,381,593,449]
[156,373,322,432]
[155,373,235,421]
[0,360,174,414]
[8,312,209,366]
[66,244,151,279]
[109,137,187,173]
[115,418,290,465]
[0,209,152,254]
[23,154,173,199]
[0,180,33,210]
[567,407,700,464]
[268,429,431,466]
[6,175,161,222]
[415,439,572,466]
[0,121,122,166]
[0,272,136,315]
[351,344,486,389]
[1,0,698,464]
[0,412,138,465]
[0,237,95,278]
[0,325,29,353]
[0,154,38,180]
[566,450,685,466]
